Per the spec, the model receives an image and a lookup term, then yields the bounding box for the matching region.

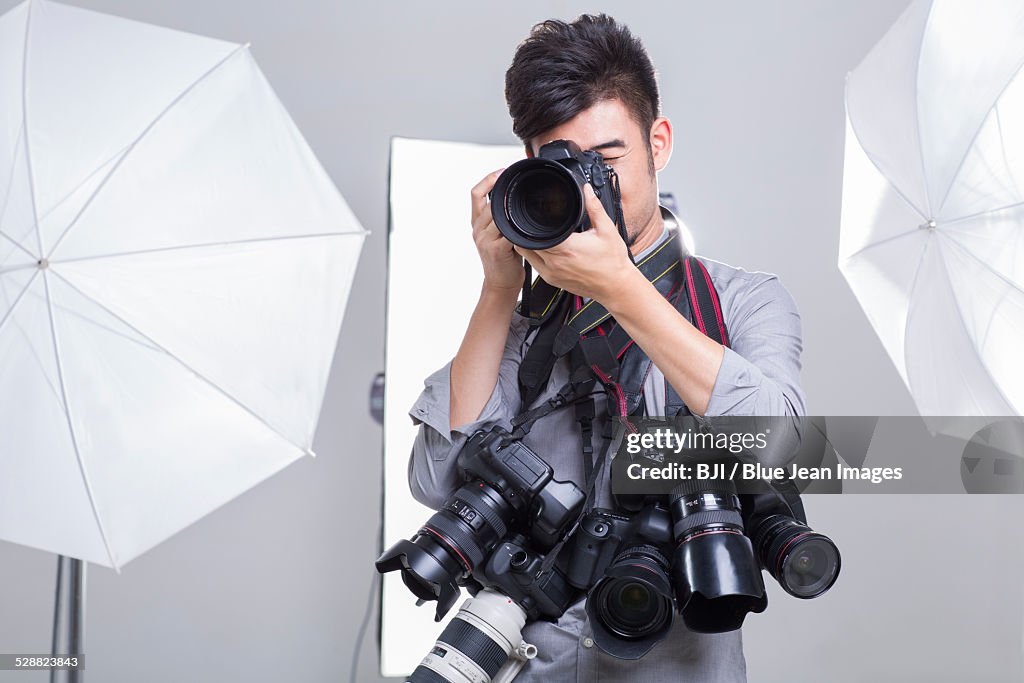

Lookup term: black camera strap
[509,228,733,580]
[517,230,684,411]
[608,169,635,264]
[508,362,596,440]
[517,260,564,331]
[573,250,733,418]
[535,355,618,581]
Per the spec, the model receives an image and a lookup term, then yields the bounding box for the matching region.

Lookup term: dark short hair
[504,14,661,148]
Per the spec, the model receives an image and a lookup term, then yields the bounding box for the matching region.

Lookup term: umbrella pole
[50,555,85,683]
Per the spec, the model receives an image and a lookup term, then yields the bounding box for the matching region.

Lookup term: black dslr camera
[470,535,576,621]
[490,139,621,249]
[375,426,585,621]
[567,503,677,660]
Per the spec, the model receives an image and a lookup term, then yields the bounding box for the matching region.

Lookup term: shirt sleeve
[407,311,534,509]
[703,273,807,417]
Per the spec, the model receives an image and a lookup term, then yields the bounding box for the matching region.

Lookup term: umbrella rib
[0,275,62,407]
[1,139,131,263]
[44,42,251,263]
[912,0,934,218]
[939,230,1024,299]
[0,229,36,262]
[934,237,1019,414]
[50,230,367,266]
[943,199,1024,228]
[40,270,119,570]
[0,122,34,261]
[0,267,39,341]
[0,120,25,233]
[31,142,131,226]
[934,58,1024,218]
[846,107,928,219]
[969,107,1020,204]
[0,263,36,275]
[901,234,932,389]
[841,228,917,263]
[20,0,42,257]
[47,268,308,454]
[942,198,1024,228]
[18,277,163,354]
[996,108,1023,202]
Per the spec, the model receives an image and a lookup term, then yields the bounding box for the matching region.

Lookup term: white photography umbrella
[0,0,366,571]
[840,0,1024,416]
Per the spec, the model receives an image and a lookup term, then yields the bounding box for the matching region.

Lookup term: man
[407,14,805,682]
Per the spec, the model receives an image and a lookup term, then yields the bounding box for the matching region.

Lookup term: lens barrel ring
[436,617,509,679]
[672,508,744,540]
[422,513,489,570]
[613,543,670,569]
[451,489,510,539]
[407,666,450,683]
[671,477,739,498]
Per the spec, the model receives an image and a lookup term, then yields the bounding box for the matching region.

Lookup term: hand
[514,184,634,302]
[471,169,525,294]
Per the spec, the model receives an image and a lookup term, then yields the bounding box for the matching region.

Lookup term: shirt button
[582,637,595,649]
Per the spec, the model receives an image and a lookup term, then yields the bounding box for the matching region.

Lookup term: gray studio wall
[1,1,1021,682]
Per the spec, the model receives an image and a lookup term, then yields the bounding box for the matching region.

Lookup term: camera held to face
[490,139,622,249]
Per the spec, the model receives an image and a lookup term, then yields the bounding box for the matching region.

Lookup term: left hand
[514,184,634,302]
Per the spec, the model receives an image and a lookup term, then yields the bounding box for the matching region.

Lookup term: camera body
[458,427,586,548]
[566,505,672,589]
[490,139,621,250]
[472,535,577,621]
[563,504,676,659]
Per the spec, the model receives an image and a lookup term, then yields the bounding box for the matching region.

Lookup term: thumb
[583,183,614,233]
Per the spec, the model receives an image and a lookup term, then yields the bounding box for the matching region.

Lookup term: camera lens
[752,515,840,599]
[509,168,580,238]
[587,544,674,659]
[407,588,532,683]
[600,578,670,638]
[491,158,585,250]
[376,482,513,621]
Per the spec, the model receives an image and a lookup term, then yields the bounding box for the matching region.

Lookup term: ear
[649,116,673,172]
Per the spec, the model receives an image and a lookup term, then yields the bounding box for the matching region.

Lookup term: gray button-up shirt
[406,214,806,682]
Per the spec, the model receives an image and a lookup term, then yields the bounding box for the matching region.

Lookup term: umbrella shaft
[50,556,85,683]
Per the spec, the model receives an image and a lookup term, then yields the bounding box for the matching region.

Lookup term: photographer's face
[527,98,672,252]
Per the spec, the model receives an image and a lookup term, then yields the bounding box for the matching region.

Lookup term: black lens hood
[672,530,767,633]
[375,537,462,622]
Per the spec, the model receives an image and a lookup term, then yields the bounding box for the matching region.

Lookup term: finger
[474,218,515,256]
[583,183,615,233]
[472,210,495,239]
[470,168,506,223]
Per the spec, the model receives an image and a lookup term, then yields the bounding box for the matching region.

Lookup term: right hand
[472,168,525,294]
